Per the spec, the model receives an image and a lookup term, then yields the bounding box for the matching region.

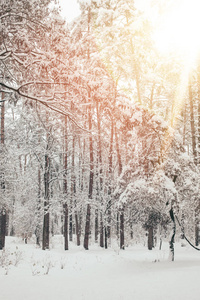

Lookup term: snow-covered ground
[1,236,200,300]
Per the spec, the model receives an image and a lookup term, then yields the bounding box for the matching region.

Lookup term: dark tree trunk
[64,204,68,250]
[1,93,5,144]
[169,214,176,261]
[169,177,178,261]
[115,124,124,249]
[69,210,73,242]
[100,213,104,248]
[69,133,76,242]
[0,210,6,249]
[107,119,114,241]
[63,116,68,250]
[83,89,94,249]
[42,210,49,250]
[84,204,91,250]
[130,219,133,239]
[195,223,199,247]
[120,207,125,250]
[35,168,41,246]
[95,209,98,243]
[83,8,94,250]
[96,99,103,247]
[75,212,80,246]
[116,213,119,239]
[105,227,108,249]
[42,153,50,250]
[195,209,199,247]
[0,92,6,250]
[148,226,153,250]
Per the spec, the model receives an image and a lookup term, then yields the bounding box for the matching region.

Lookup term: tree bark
[197,62,200,164]
[115,124,124,249]
[83,101,94,250]
[96,99,103,246]
[0,92,6,250]
[0,210,6,250]
[95,209,98,243]
[195,223,199,247]
[63,203,68,250]
[120,207,125,250]
[35,168,41,246]
[169,210,176,261]
[107,119,114,241]
[75,212,80,246]
[69,134,76,242]
[189,76,197,164]
[100,212,104,248]
[42,111,50,250]
[84,203,91,250]
[148,226,153,250]
[83,8,93,251]
[63,116,68,250]
[42,153,50,250]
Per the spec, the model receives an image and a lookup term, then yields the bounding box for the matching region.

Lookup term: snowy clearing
[1,236,200,300]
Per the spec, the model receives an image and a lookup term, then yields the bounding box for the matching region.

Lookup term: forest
[0,0,200,264]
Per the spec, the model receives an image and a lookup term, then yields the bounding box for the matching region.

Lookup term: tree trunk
[75,212,80,246]
[0,92,6,250]
[115,124,124,249]
[195,223,199,247]
[42,153,50,250]
[169,211,176,261]
[83,8,93,250]
[83,104,93,250]
[64,203,68,250]
[69,134,76,242]
[168,177,178,260]
[95,209,98,243]
[35,168,41,246]
[63,116,68,250]
[196,64,200,244]
[100,212,104,248]
[104,227,108,249]
[84,203,91,250]
[0,210,6,250]
[197,61,200,164]
[1,93,5,144]
[182,102,187,146]
[107,119,114,241]
[42,111,50,251]
[189,76,197,164]
[96,99,103,246]
[120,207,125,250]
[148,226,153,250]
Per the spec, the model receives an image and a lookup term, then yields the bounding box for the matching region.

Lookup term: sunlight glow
[152,0,200,131]
[153,0,200,64]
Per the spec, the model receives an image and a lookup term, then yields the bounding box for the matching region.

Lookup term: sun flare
[153,0,200,63]
[151,0,200,129]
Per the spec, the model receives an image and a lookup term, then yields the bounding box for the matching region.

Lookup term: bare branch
[0,81,90,133]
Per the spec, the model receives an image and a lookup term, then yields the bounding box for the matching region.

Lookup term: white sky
[58,0,81,22]
[58,0,149,23]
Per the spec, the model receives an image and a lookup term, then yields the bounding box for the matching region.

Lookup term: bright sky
[58,0,147,22]
[58,0,200,62]
[58,0,81,22]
